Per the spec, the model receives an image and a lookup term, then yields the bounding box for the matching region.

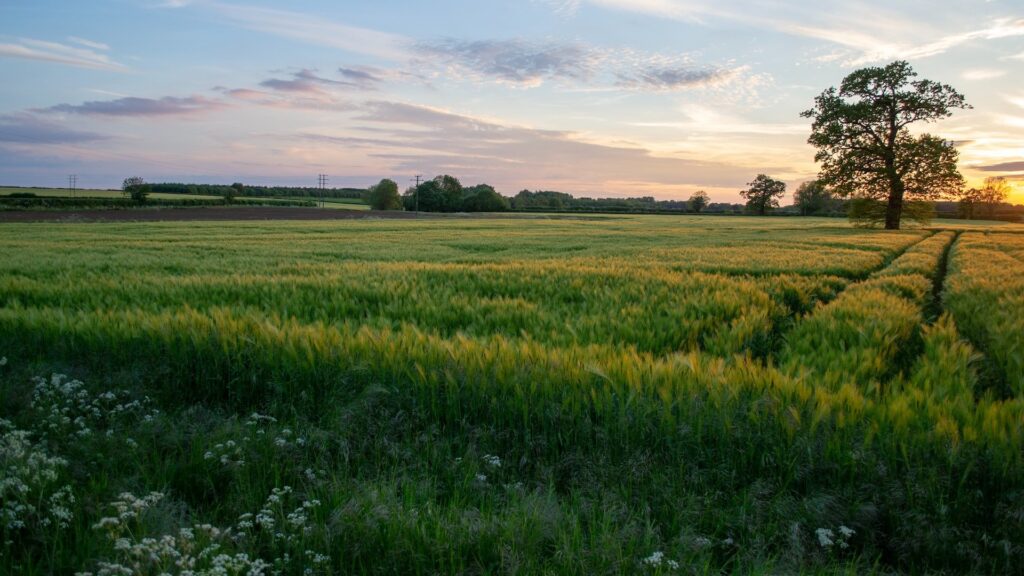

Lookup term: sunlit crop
[0,216,1021,574]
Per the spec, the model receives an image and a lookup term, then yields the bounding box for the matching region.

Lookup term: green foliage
[802,61,970,229]
[688,190,710,213]
[462,184,509,212]
[364,178,403,211]
[740,174,786,215]
[150,182,367,199]
[225,182,244,203]
[122,176,150,203]
[793,180,837,216]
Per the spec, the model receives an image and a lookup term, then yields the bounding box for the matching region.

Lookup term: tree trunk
[885,178,904,230]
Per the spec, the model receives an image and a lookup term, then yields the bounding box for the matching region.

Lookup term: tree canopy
[959,177,1010,220]
[793,180,837,216]
[121,176,150,203]
[462,184,509,212]
[688,190,710,213]
[365,179,403,210]
[802,60,970,229]
[740,175,786,216]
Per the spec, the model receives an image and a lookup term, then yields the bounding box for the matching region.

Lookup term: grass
[0,215,1021,574]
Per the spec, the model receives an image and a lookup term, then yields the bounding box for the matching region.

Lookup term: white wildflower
[643,551,664,567]
[816,527,835,548]
[692,536,712,549]
[482,454,501,468]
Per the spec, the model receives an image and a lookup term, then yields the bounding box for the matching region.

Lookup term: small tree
[688,190,710,213]
[793,180,836,215]
[958,187,983,220]
[979,177,1010,219]
[741,174,786,216]
[802,61,970,229]
[958,178,1009,220]
[122,177,149,203]
[364,178,403,210]
[225,182,244,203]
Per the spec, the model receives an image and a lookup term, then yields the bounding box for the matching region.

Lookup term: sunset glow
[2,1,1022,203]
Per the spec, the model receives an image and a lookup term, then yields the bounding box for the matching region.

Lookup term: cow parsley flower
[816,527,835,548]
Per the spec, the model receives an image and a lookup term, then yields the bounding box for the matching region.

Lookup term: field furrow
[944,232,1024,395]
[778,231,956,390]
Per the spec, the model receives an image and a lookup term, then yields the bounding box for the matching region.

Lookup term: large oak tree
[802,61,970,229]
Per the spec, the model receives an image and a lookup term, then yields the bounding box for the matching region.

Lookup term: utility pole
[411,175,422,216]
[317,174,328,207]
[68,174,77,198]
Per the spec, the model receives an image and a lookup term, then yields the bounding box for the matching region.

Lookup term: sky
[1,0,1023,203]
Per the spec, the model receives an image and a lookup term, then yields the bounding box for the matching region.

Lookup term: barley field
[1,215,1022,575]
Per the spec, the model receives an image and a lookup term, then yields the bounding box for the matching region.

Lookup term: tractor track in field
[767,231,939,358]
[928,230,960,321]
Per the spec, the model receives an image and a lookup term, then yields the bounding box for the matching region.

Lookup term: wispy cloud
[259,68,380,94]
[218,86,355,112]
[338,66,386,88]
[41,95,225,117]
[0,114,107,144]
[977,161,1024,172]
[562,1,1024,65]
[66,36,110,51]
[210,2,409,60]
[416,38,596,86]
[616,64,744,91]
[963,69,1006,80]
[795,16,1024,65]
[0,37,126,71]
[415,37,751,92]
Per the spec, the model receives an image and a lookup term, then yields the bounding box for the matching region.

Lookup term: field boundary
[0,206,429,223]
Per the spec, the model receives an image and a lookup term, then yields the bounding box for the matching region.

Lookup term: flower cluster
[203,414,311,472]
[30,373,158,442]
[81,488,329,576]
[642,551,680,570]
[816,525,855,550]
[272,428,306,450]
[203,440,245,468]
[0,418,74,540]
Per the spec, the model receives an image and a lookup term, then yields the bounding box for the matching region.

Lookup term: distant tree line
[149,183,366,199]
[361,177,749,214]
